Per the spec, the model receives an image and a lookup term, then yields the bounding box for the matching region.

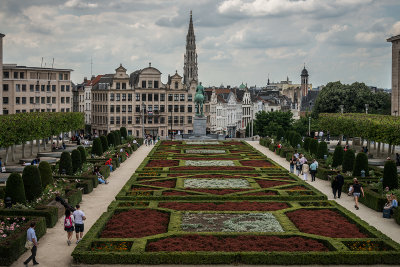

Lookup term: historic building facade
[388,35,400,116]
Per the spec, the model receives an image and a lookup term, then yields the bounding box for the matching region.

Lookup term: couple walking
[64,205,86,245]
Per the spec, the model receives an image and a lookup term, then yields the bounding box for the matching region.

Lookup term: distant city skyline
[1,0,399,88]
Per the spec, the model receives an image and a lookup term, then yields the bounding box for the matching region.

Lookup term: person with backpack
[73,204,86,244]
[64,209,74,246]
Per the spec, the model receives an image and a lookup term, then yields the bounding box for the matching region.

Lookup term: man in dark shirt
[336,171,344,198]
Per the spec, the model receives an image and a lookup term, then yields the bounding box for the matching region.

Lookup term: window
[66,97,70,104]
[3,71,9,78]
[160,117,165,124]
[66,85,70,92]
[30,84,34,92]
[148,93,152,101]
[110,117,114,124]
[148,116,152,124]
[168,105,172,112]
[59,73,63,80]
[47,97,50,104]
[174,116,178,124]
[160,105,165,112]
[168,94,173,101]
[128,105,132,112]
[122,105,126,112]
[160,94,165,101]
[35,84,39,92]
[116,105,121,112]
[16,84,20,92]
[52,97,56,103]
[148,105,152,112]
[136,117,140,123]
[154,105,159,112]
[175,81,178,89]
[188,105,192,112]
[52,85,56,91]
[20,72,24,79]
[35,97,39,104]
[3,109,8,114]
[154,81,159,88]
[116,82,120,89]
[46,85,50,92]
[52,109,56,112]
[174,94,179,101]
[122,83,126,89]
[128,93,132,101]
[148,80,153,88]
[180,94,185,101]
[174,105,178,112]
[122,116,126,124]
[180,105,185,112]
[61,85,65,91]
[168,116,172,124]
[180,116,184,124]
[16,97,20,104]
[128,116,132,124]
[136,105,140,112]
[136,93,140,101]
[3,84,8,91]
[116,117,120,124]
[61,97,65,103]
[154,94,159,101]
[41,85,45,91]
[14,72,18,79]
[30,97,34,104]
[110,93,114,101]
[16,110,20,113]
[122,94,126,101]
[142,93,146,101]
[110,105,114,112]
[64,74,68,80]
[154,116,159,124]
[142,80,146,88]
[116,94,121,101]
[188,116,192,123]
[188,94,193,102]
[22,84,26,92]
[41,97,45,104]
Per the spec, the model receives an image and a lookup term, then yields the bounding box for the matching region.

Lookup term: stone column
[387,35,400,116]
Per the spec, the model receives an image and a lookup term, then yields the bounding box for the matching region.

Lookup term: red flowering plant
[91,241,133,252]
[158,201,289,211]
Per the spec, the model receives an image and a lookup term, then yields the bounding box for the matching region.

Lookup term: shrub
[4,173,26,204]
[352,152,369,177]
[100,135,108,151]
[115,130,122,145]
[287,131,294,145]
[309,139,319,155]
[332,145,344,168]
[107,132,116,147]
[92,137,103,156]
[120,127,127,139]
[22,165,43,202]
[276,127,285,142]
[71,149,82,173]
[383,160,398,190]
[78,146,87,163]
[316,141,328,159]
[291,132,302,148]
[303,137,311,152]
[38,161,53,188]
[59,151,73,175]
[342,149,355,173]
[112,131,119,146]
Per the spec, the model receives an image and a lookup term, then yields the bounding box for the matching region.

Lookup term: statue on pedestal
[195,82,205,117]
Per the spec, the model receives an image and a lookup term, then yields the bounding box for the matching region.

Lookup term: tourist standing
[309,160,317,182]
[336,171,344,198]
[24,222,39,266]
[64,209,75,246]
[289,155,295,173]
[302,160,309,181]
[351,178,364,210]
[331,176,339,199]
[295,158,301,176]
[319,130,324,141]
[73,205,86,244]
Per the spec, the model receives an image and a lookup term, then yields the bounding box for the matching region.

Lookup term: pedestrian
[293,150,299,159]
[295,158,301,176]
[309,160,317,182]
[327,130,330,141]
[302,160,309,181]
[64,209,75,246]
[350,178,364,210]
[331,175,339,199]
[336,171,344,198]
[289,155,295,173]
[319,130,324,141]
[24,222,39,266]
[73,205,86,244]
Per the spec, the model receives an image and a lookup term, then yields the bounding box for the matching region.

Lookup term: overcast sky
[1,0,400,88]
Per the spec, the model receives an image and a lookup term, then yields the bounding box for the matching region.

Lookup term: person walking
[302,160,309,181]
[289,155,295,174]
[309,160,317,182]
[24,222,39,266]
[331,175,339,199]
[351,178,364,210]
[64,209,75,246]
[295,158,301,176]
[73,205,86,244]
[336,171,344,198]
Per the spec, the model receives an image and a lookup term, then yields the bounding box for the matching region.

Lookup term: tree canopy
[254,111,293,137]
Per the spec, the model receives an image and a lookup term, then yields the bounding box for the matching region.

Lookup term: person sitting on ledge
[384,194,398,216]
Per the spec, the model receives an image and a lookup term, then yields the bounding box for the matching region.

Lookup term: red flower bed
[155,150,181,153]
[158,201,289,211]
[223,141,244,145]
[167,173,187,177]
[101,209,169,238]
[230,150,250,153]
[285,186,307,191]
[161,141,182,145]
[146,160,179,167]
[187,189,251,195]
[146,235,329,252]
[257,180,290,188]
[242,191,277,196]
[240,160,273,167]
[286,209,368,238]
[142,180,176,188]
[162,191,195,196]
[171,166,254,171]
[130,186,157,191]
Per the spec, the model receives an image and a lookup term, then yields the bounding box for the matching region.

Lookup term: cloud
[355,32,381,43]
[389,21,400,36]
[64,0,98,9]
[265,48,307,59]
[315,24,348,42]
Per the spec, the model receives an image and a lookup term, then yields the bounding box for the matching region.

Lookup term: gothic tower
[301,65,309,97]
[387,35,400,116]
[183,11,198,87]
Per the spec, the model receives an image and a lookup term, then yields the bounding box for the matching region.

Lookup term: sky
[1,0,400,89]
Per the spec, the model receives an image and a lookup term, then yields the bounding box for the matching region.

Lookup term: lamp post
[365,104,369,114]
[142,103,145,138]
[339,105,344,114]
[308,116,311,137]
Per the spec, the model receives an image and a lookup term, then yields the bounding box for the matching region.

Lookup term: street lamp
[365,104,369,114]
[339,105,344,114]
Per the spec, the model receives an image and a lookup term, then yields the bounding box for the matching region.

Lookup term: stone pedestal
[193,116,206,136]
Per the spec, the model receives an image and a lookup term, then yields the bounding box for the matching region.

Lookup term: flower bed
[100,209,169,238]
[286,209,368,238]
[146,160,179,167]
[241,191,277,196]
[186,149,225,154]
[158,201,289,211]
[187,188,253,195]
[91,241,133,252]
[171,166,254,171]
[240,160,274,167]
[146,235,329,252]
[257,180,290,188]
[142,180,176,188]
[0,216,27,240]
[184,178,251,189]
[185,160,235,167]
[162,191,196,196]
[343,240,393,251]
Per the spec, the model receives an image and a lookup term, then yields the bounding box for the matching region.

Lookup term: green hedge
[76,180,94,194]
[358,187,387,212]
[0,206,58,228]
[394,207,400,225]
[0,216,46,266]
[315,167,337,181]
[66,188,82,208]
[99,165,110,178]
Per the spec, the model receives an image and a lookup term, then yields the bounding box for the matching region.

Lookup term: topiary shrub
[71,149,82,173]
[353,152,369,176]
[303,137,311,152]
[115,130,121,145]
[100,135,108,151]
[342,149,355,173]
[309,139,319,155]
[291,132,302,148]
[120,127,127,139]
[92,137,103,156]
[107,132,115,147]
[4,173,26,204]
[22,165,43,202]
[78,146,87,163]
[316,141,328,159]
[383,160,398,190]
[38,161,53,188]
[276,127,285,142]
[332,145,344,168]
[59,151,73,175]
[112,131,119,146]
[287,131,295,145]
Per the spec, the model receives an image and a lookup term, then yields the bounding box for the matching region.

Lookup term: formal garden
[71,140,400,265]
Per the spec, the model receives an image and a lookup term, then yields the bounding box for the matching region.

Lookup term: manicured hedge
[315,167,337,181]
[66,188,83,208]
[0,206,58,228]
[358,188,386,212]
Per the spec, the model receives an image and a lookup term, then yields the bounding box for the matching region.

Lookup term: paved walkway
[247,141,400,244]
[12,144,153,267]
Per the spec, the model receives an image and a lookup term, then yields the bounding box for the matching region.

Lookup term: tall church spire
[183,10,198,87]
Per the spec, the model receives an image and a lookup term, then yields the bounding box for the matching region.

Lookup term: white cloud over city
[1,0,399,88]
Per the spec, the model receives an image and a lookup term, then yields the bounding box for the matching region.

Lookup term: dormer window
[148,80,153,88]
[175,82,178,89]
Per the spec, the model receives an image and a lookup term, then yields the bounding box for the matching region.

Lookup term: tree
[303,137,312,152]
[78,146,86,163]
[115,130,121,145]
[22,165,43,202]
[107,132,115,147]
[316,141,328,159]
[253,111,293,137]
[332,145,344,167]
[309,139,319,155]
[120,127,127,139]
[92,137,103,156]
[71,149,82,173]
[353,152,369,176]
[59,151,73,175]
[291,132,302,148]
[4,173,26,204]
[38,161,53,188]
[342,149,355,173]
[383,160,398,190]
[100,135,108,151]
[276,127,285,141]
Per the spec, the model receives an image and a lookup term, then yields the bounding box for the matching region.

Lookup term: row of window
[141,80,159,89]
[2,84,70,92]
[107,116,193,125]
[2,108,71,115]
[3,71,69,81]
[91,104,194,113]
[2,96,70,105]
